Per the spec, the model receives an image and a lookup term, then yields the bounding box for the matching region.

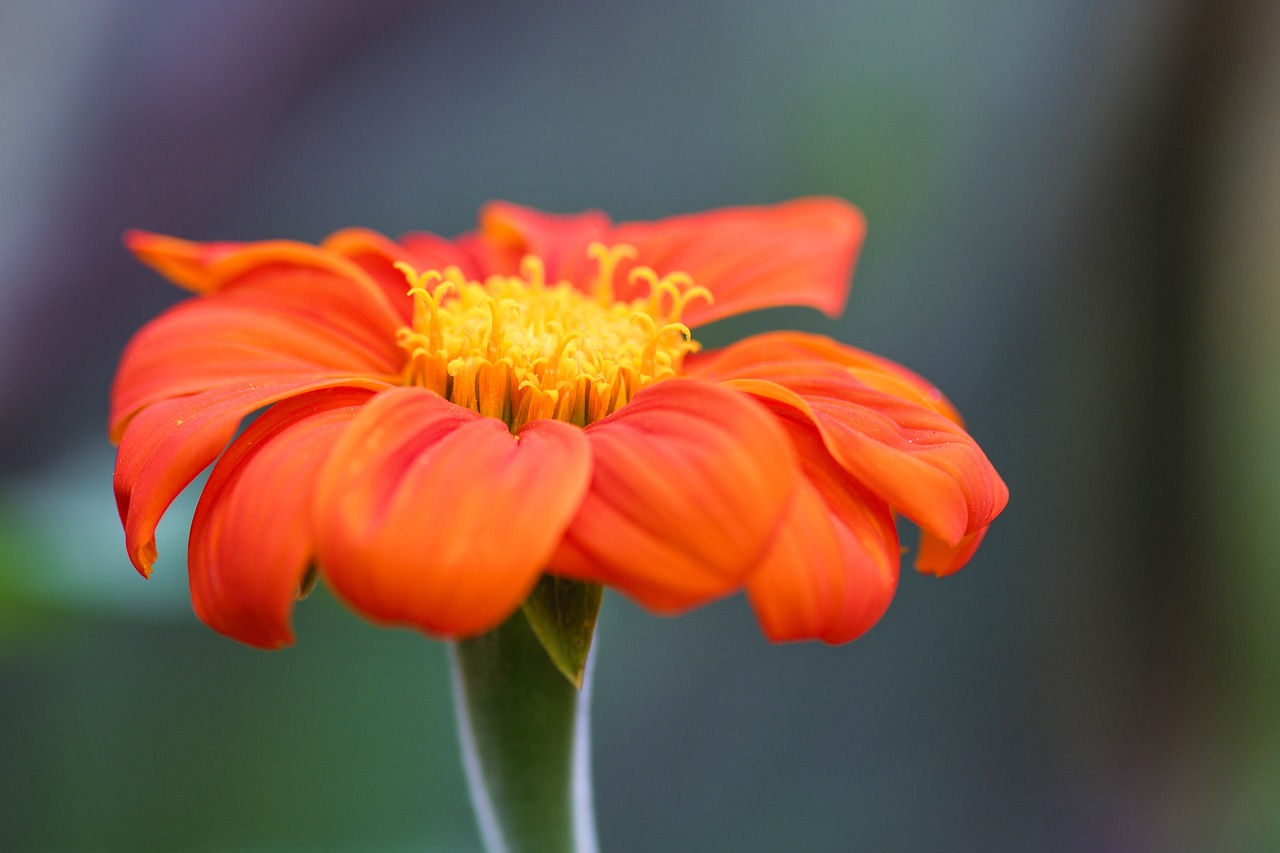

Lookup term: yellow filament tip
[394,261,444,293]
[588,242,638,304]
[520,255,546,289]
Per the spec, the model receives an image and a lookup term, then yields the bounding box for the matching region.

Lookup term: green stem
[450,605,599,853]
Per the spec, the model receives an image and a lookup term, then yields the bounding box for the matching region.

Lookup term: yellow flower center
[393,243,712,430]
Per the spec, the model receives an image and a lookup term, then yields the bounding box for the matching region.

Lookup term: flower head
[110,198,1007,649]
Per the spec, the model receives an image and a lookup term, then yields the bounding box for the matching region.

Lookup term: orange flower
[110,198,1006,649]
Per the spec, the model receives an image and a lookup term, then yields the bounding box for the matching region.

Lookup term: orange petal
[109,276,404,440]
[478,201,612,284]
[123,231,247,293]
[723,361,1007,547]
[397,230,489,279]
[125,231,398,315]
[690,330,963,424]
[916,526,990,577]
[322,228,420,322]
[312,389,592,638]
[323,228,491,322]
[747,408,899,643]
[608,197,865,326]
[114,376,389,576]
[550,379,799,612]
[188,388,373,649]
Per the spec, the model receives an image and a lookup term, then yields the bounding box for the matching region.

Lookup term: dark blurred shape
[0,0,420,473]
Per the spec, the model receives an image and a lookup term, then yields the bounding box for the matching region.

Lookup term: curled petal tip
[131,540,157,578]
[123,230,226,293]
[914,525,991,577]
[123,228,194,258]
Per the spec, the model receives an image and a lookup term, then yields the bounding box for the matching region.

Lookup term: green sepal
[520,576,603,689]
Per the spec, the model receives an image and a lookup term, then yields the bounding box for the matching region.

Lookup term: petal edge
[551,379,800,611]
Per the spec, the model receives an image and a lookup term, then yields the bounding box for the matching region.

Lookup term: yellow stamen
[394,245,707,430]
[520,255,546,290]
[587,242,638,304]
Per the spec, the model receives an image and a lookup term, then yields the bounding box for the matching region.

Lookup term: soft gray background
[2,1,1278,850]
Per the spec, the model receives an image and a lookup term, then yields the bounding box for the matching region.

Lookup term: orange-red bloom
[110,198,1007,649]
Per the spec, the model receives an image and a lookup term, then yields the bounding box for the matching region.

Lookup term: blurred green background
[2,0,1278,850]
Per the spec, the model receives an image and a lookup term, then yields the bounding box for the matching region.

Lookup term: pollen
[394,245,712,430]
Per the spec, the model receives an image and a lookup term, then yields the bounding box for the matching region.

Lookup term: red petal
[398,230,488,279]
[312,389,592,638]
[110,256,404,441]
[321,228,419,322]
[188,388,374,649]
[550,379,799,612]
[916,526,990,577]
[125,230,399,314]
[690,330,963,424]
[608,197,865,326]
[478,201,613,283]
[114,377,389,576]
[323,228,489,322]
[747,408,899,643]
[722,360,1007,547]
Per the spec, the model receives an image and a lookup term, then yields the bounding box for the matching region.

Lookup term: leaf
[520,576,603,689]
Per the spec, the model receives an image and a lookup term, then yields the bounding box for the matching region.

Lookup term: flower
[110,198,1007,649]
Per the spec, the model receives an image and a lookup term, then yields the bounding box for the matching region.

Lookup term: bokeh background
[2,0,1278,850]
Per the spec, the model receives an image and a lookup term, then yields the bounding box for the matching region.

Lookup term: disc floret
[394,245,712,430]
